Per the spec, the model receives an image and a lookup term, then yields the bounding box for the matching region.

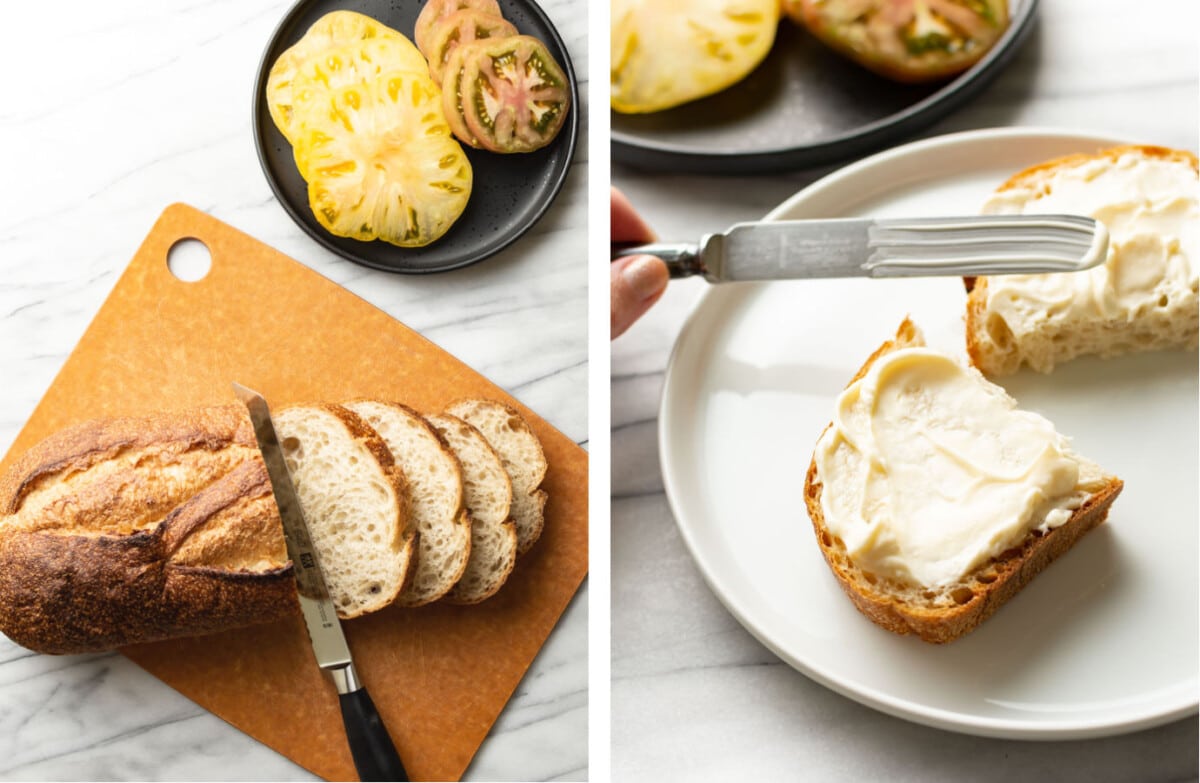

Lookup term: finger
[611,254,669,339]
[611,187,656,244]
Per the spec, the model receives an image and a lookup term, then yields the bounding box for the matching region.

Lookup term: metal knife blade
[233,382,354,679]
[233,383,408,782]
[612,214,1109,282]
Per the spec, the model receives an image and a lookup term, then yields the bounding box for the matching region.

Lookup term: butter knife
[612,214,1109,281]
[233,383,407,783]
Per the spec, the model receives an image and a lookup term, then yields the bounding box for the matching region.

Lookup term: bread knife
[233,383,408,783]
[612,214,1109,281]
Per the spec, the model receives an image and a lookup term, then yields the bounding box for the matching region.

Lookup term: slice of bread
[445,400,548,556]
[345,400,471,606]
[426,413,517,604]
[804,320,1124,643]
[966,145,1199,375]
[273,403,415,618]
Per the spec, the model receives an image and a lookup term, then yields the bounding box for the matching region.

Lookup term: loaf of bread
[0,395,548,654]
[966,145,1198,375]
[0,406,297,654]
[805,320,1123,643]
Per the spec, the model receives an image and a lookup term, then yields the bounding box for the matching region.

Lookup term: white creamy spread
[982,151,1199,332]
[814,346,1104,589]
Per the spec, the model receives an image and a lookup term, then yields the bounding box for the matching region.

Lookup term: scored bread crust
[0,406,297,654]
[964,145,1200,375]
[804,320,1124,643]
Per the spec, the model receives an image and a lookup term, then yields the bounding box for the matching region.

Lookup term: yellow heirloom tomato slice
[296,71,473,248]
[791,0,1010,83]
[289,37,429,174]
[267,10,406,142]
[610,0,778,114]
[455,36,571,154]
[414,0,504,58]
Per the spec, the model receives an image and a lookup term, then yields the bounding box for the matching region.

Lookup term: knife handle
[611,242,705,279]
[339,686,409,782]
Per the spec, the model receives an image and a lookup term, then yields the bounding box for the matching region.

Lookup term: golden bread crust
[0,407,297,654]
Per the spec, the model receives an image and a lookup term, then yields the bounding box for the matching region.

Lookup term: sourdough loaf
[805,320,1123,643]
[446,399,547,555]
[344,400,470,606]
[966,145,1199,375]
[0,406,296,654]
[0,395,542,653]
[426,412,517,604]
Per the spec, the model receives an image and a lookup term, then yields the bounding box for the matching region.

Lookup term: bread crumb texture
[968,146,1198,375]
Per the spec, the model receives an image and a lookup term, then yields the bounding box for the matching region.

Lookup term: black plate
[612,0,1037,174]
[254,0,578,273]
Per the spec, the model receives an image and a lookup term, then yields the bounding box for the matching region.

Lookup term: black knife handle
[611,242,705,279]
[338,687,408,782]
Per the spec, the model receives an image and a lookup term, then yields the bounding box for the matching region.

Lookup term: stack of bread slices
[0,397,547,654]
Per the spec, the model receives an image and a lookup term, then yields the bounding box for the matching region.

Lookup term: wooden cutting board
[0,204,589,781]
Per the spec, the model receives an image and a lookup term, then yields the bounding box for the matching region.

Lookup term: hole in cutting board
[167,238,212,282]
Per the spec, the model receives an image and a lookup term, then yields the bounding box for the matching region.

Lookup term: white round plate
[658,127,1199,739]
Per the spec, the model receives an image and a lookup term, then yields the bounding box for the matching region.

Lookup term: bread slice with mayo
[966,145,1198,376]
[804,319,1123,643]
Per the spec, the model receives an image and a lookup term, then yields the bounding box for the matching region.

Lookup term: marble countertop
[611,1,1199,780]
[0,1,587,780]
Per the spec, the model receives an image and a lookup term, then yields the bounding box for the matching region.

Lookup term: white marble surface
[611,1,1199,780]
[0,1,587,780]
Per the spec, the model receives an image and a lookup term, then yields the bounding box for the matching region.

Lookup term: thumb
[611,254,669,339]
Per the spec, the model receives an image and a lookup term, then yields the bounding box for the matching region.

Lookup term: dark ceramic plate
[254,0,578,273]
[612,0,1037,174]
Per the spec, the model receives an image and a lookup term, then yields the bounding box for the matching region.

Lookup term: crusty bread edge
[803,319,1124,643]
[963,145,1199,374]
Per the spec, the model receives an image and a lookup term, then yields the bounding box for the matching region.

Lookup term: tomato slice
[267,10,405,142]
[295,71,473,248]
[791,0,1010,82]
[610,0,778,114]
[441,44,485,148]
[414,0,504,58]
[449,36,570,154]
[287,38,428,155]
[426,10,519,82]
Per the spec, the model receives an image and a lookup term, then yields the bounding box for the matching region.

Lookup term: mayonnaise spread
[982,151,1198,339]
[814,346,1105,589]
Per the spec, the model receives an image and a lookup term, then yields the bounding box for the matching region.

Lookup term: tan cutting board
[0,204,589,781]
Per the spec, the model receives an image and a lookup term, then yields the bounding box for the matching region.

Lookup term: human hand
[611,187,668,340]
